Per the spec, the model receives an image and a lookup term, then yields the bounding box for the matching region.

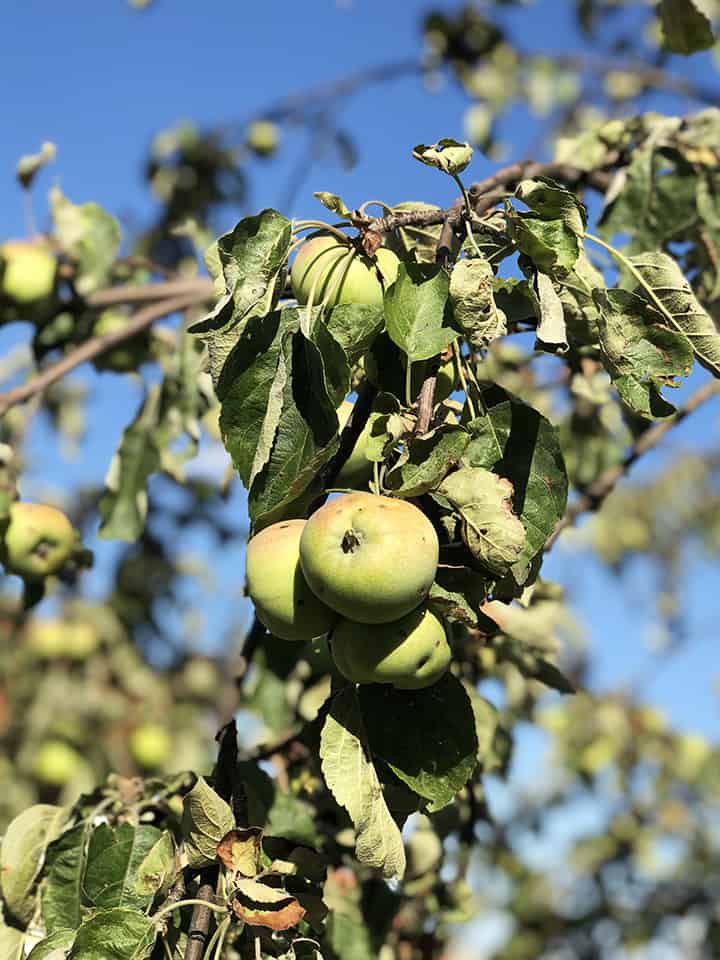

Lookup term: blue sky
[1,2,718,744]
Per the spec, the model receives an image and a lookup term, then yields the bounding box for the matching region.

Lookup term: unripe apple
[335,400,374,490]
[129,723,172,769]
[33,740,82,787]
[406,819,444,877]
[299,493,439,624]
[1,502,77,580]
[25,619,98,660]
[246,120,280,157]
[331,605,450,689]
[245,519,337,641]
[291,235,400,309]
[1,241,56,305]
[92,309,150,373]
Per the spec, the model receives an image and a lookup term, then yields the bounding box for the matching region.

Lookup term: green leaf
[357,674,478,812]
[412,139,473,176]
[508,212,580,274]
[50,187,121,295]
[16,141,56,190]
[248,318,347,528]
[41,824,88,937]
[98,387,162,542]
[385,425,468,497]
[0,804,68,926]
[67,907,155,960]
[462,686,506,773]
[181,777,235,868]
[133,831,175,901]
[428,564,487,625]
[191,210,292,383]
[515,177,587,236]
[557,253,604,347]
[526,268,568,353]
[82,823,162,911]
[384,263,456,362]
[594,288,694,418]
[437,467,526,577]
[628,251,720,379]
[449,257,507,348]
[319,687,406,879]
[462,385,568,583]
[325,303,384,362]
[313,192,352,218]
[659,0,714,54]
[27,929,76,959]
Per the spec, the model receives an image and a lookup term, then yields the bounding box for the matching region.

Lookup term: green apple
[246,120,280,157]
[406,818,444,877]
[291,234,400,309]
[92,309,150,372]
[1,241,56,305]
[1,502,77,580]
[331,605,450,688]
[335,399,374,490]
[25,619,98,660]
[299,492,439,624]
[129,723,172,769]
[33,740,82,787]
[245,519,337,641]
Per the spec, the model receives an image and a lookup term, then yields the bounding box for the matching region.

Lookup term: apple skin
[330,605,450,689]
[245,519,338,641]
[1,502,77,580]
[33,740,82,787]
[299,493,439,624]
[291,235,399,309]
[1,242,56,305]
[129,724,172,769]
[335,400,374,490]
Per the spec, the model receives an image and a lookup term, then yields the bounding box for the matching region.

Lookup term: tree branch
[0,293,203,418]
[86,277,213,307]
[544,379,720,551]
[184,882,216,960]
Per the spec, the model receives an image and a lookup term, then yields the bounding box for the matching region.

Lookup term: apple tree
[1,2,720,959]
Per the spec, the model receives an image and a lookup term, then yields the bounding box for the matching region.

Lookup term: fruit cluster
[245,492,451,689]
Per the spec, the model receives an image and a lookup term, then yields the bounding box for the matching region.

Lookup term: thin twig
[0,293,202,418]
[544,379,720,550]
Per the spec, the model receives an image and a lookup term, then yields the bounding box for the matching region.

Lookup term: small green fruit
[331,605,450,689]
[335,400,374,490]
[299,493,439,624]
[33,740,82,787]
[129,724,172,769]
[246,120,280,157]
[92,309,149,372]
[2,502,77,580]
[1,241,56,305]
[26,619,98,660]
[291,235,399,309]
[246,519,337,641]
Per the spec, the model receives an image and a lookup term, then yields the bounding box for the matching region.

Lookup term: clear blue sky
[1,2,718,745]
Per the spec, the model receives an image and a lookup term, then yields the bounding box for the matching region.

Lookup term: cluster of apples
[246,492,451,690]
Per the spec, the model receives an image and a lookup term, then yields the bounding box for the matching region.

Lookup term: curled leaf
[232,878,305,930]
[438,467,526,576]
[412,139,473,176]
